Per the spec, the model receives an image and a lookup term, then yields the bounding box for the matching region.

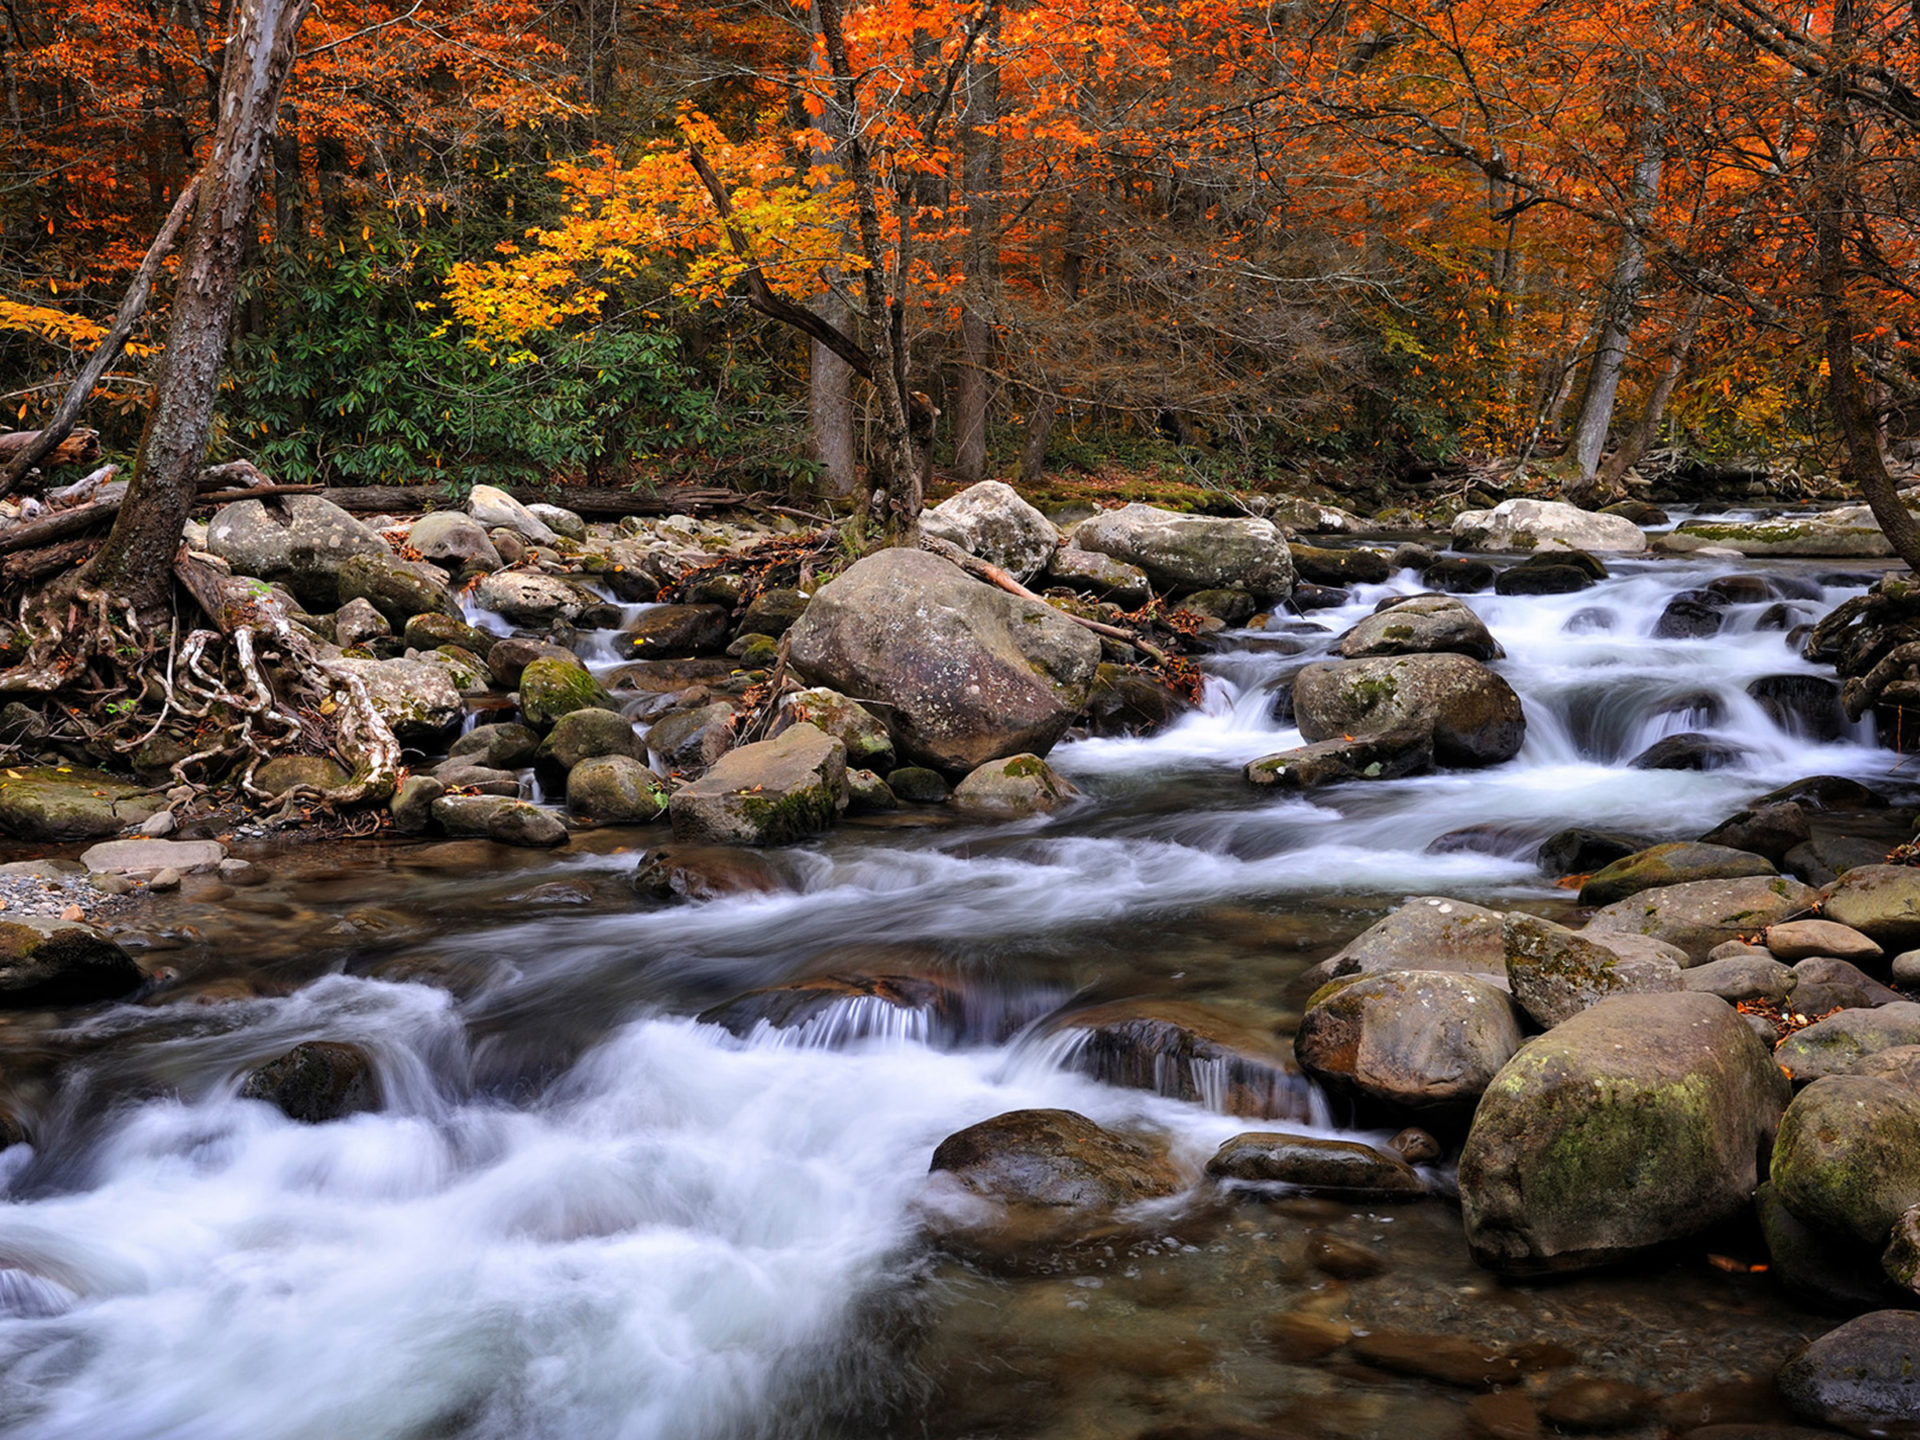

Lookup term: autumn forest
[4,0,1919,515]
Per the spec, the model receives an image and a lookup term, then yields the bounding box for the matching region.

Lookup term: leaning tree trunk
[953,25,1001,485]
[1814,0,1920,573]
[81,0,314,616]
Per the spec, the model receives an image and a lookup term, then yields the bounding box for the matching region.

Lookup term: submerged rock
[1628,732,1751,771]
[240,1042,379,1123]
[1205,1132,1427,1198]
[929,1108,1181,1209]
[429,795,568,847]
[0,922,145,1007]
[698,973,963,1046]
[668,723,848,846]
[632,844,785,902]
[1778,1311,1920,1435]
[1082,665,1196,737]
[1459,993,1788,1275]
[1294,969,1521,1111]
[787,548,1100,771]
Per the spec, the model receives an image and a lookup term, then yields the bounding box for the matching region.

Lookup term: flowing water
[0,541,1910,1439]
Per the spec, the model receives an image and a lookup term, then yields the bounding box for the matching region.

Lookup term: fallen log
[0,430,100,470]
[2,536,100,586]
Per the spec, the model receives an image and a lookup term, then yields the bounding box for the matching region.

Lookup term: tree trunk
[1592,291,1710,494]
[809,328,859,498]
[1567,97,1664,487]
[1018,384,1057,483]
[1814,0,1920,571]
[953,26,1001,486]
[81,0,314,616]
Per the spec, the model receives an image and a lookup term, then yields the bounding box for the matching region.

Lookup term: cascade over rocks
[786,548,1101,771]
[1035,999,1312,1120]
[918,481,1059,583]
[1071,503,1295,598]
[1459,993,1789,1275]
[1293,654,1525,766]
[240,1042,379,1123]
[698,973,964,1045]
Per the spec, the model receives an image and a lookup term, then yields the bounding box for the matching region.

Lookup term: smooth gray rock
[919,481,1060,583]
[668,723,848,846]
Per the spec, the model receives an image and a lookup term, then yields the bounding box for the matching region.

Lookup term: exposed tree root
[0,548,400,812]
[1805,575,1920,721]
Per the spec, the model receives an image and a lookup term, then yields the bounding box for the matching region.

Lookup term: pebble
[1309,1233,1387,1279]
[0,870,135,922]
[1388,1127,1442,1163]
[148,867,182,891]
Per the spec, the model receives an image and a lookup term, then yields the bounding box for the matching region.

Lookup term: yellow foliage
[446,109,856,348]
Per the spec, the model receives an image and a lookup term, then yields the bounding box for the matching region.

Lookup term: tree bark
[1018,384,1057,483]
[80,0,314,615]
[1814,0,1920,572]
[1567,95,1664,486]
[953,24,1001,485]
[1592,291,1710,493]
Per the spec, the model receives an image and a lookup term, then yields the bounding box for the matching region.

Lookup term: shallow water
[0,541,1907,1438]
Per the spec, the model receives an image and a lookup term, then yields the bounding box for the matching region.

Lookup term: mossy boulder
[473,570,601,626]
[774,688,895,772]
[1584,874,1819,962]
[327,657,462,744]
[1818,866,1920,951]
[1676,506,1899,557]
[1073,502,1294,598]
[388,775,444,833]
[1773,1075,1920,1247]
[0,767,161,841]
[253,755,350,797]
[566,755,669,824]
[518,657,611,731]
[334,551,457,628]
[1295,969,1522,1111]
[0,921,145,1007]
[541,708,643,771]
[1776,1005,1920,1083]
[240,1042,379,1123]
[668,722,848,846]
[1245,726,1434,790]
[950,754,1078,819]
[429,794,568,848]
[1292,654,1525,767]
[487,637,577,689]
[1578,842,1777,907]
[1337,594,1501,662]
[739,587,810,637]
[786,548,1101,771]
[1503,913,1683,1027]
[1458,992,1789,1275]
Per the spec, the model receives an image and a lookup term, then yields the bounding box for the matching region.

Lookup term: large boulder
[1292,654,1525,766]
[518,657,610,731]
[929,1108,1180,1209]
[1577,842,1778,908]
[919,481,1059,583]
[786,548,1100,771]
[542,708,643,770]
[566,755,668,824]
[1585,874,1819,962]
[1676,506,1901,558]
[1458,993,1790,1274]
[668,722,848,846]
[473,571,602,627]
[772,688,895,773]
[407,511,500,570]
[1772,1076,1920,1246]
[0,921,145,1007]
[333,552,456,629]
[1775,1005,1920,1083]
[1306,896,1507,986]
[1337,595,1501,662]
[0,767,161,841]
[326,657,461,743]
[429,795,568,847]
[1294,970,1522,1110]
[1071,503,1294,598]
[467,484,557,545]
[205,495,387,607]
[1502,913,1684,1028]
[1451,499,1648,554]
[1778,1312,1920,1437]
[1819,866,1920,951]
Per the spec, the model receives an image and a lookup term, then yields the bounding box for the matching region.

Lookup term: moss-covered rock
[1578,842,1777,907]
[1584,874,1819,962]
[668,722,848,846]
[1337,594,1501,662]
[1773,1075,1920,1248]
[774,688,895,772]
[1293,654,1525,767]
[950,753,1077,819]
[1776,1004,1920,1083]
[1503,913,1684,1027]
[1818,865,1920,951]
[334,551,457,628]
[429,794,568,847]
[388,775,444,833]
[253,755,350,796]
[1458,992,1789,1275]
[517,657,610,731]
[449,722,541,770]
[0,921,144,1007]
[1296,969,1523,1111]
[1206,1132,1427,1198]
[403,612,496,655]
[328,657,462,744]
[566,755,668,824]
[0,767,160,841]
[541,708,643,771]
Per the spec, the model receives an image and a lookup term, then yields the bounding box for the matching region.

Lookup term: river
[0,537,1905,1439]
